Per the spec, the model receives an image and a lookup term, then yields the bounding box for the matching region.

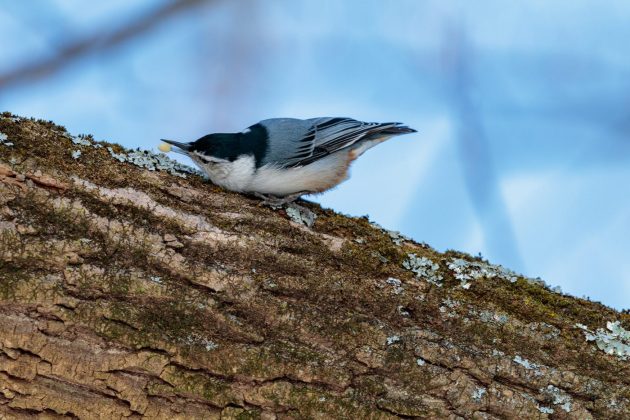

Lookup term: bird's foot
[254,192,307,208]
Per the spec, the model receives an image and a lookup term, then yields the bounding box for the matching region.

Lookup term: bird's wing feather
[260,117,412,168]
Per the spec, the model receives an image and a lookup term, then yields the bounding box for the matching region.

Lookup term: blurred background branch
[442,23,524,269]
[0,0,210,92]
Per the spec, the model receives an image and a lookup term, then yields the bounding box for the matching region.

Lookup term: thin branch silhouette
[0,0,210,92]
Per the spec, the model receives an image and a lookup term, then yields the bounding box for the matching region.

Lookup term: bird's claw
[254,192,306,208]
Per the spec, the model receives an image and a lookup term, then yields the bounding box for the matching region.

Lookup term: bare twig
[0,0,210,91]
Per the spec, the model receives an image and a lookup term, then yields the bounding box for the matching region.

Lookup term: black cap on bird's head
[160,124,270,165]
[160,135,245,160]
[160,135,232,159]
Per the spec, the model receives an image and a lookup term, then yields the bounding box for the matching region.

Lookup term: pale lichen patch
[184,333,219,351]
[475,309,509,325]
[520,392,555,415]
[0,132,13,147]
[446,258,520,289]
[68,134,92,147]
[439,298,460,318]
[442,298,459,310]
[285,203,316,227]
[387,230,409,246]
[513,355,543,376]
[386,335,401,345]
[492,349,505,357]
[528,322,560,340]
[402,254,443,286]
[471,386,486,402]
[385,277,403,295]
[105,146,203,178]
[541,384,572,413]
[575,321,630,360]
[370,221,411,246]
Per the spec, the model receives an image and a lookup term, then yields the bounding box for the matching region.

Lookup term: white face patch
[193,151,228,164]
[242,128,251,134]
[191,154,256,192]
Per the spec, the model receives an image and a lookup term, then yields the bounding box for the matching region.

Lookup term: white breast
[246,151,352,196]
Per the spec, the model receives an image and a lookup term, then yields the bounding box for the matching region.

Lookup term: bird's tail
[360,122,417,144]
[378,122,417,135]
[160,138,192,151]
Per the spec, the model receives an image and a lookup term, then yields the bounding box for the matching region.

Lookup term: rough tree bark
[0,113,628,419]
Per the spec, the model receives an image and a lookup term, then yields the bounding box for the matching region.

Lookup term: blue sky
[1,0,628,309]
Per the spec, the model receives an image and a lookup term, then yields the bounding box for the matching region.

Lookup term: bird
[159,117,417,206]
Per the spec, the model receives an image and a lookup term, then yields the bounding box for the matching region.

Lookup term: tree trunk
[0,113,628,419]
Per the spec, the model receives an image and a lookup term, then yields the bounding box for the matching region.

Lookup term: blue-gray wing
[259,117,414,168]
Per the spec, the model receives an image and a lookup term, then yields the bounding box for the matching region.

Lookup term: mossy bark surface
[0,113,628,419]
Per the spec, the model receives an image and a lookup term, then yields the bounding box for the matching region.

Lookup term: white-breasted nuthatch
[160,117,416,205]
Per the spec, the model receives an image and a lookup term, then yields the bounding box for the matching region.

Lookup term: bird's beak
[159,138,191,154]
